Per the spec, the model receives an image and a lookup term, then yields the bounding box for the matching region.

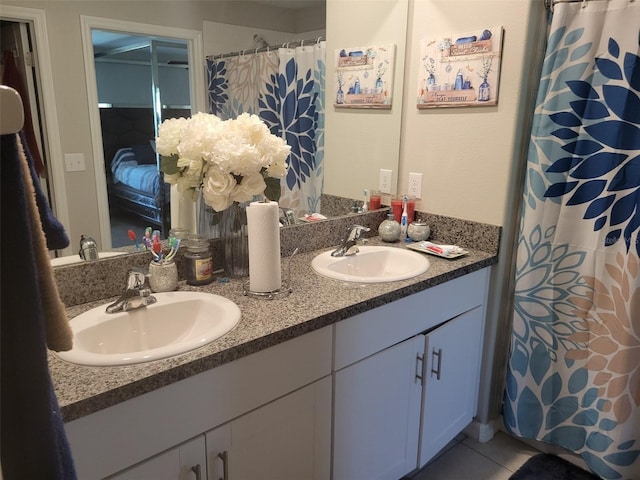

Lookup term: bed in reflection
[100,107,189,232]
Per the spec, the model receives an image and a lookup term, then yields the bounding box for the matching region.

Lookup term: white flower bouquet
[156,112,291,212]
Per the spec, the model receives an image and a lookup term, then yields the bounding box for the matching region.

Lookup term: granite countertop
[51,239,498,423]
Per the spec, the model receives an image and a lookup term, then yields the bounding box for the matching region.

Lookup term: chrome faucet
[79,234,98,261]
[105,269,157,314]
[331,224,370,257]
[279,207,297,226]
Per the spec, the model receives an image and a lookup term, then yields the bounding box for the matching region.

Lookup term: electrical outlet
[64,153,86,172]
[379,169,392,194]
[408,172,423,199]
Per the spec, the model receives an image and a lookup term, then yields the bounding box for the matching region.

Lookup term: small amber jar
[184,235,213,286]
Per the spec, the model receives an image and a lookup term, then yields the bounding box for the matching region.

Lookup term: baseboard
[464,420,495,443]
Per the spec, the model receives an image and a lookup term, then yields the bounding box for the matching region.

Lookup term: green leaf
[264,176,281,202]
[160,154,179,175]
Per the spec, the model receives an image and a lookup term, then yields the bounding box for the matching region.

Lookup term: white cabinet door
[107,435,206,480]
[419,306,484,467]
[206,376,332,480]
[333,335,424,480]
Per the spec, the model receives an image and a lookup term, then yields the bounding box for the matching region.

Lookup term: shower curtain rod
[206,36,325,60]
[546,0,634,9]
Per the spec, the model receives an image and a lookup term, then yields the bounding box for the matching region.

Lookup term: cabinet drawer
[66,326,332,479]
[334,268,489,370]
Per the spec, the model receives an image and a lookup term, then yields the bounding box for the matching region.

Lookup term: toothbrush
[152,233,162,262]
[400,195,408,240]
[127,229,140,251]
[143,227,153,250]
[165,238,181,262]
[362,189,368,213]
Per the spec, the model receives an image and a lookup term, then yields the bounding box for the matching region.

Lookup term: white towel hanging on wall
[0,85,24,135]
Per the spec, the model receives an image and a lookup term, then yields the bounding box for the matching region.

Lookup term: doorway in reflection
[92,30,191,246]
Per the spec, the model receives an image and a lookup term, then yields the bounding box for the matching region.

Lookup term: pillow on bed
[132,142,157,165]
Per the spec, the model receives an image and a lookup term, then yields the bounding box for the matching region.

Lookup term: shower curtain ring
[316,37,322,45]
[582,0,588,8]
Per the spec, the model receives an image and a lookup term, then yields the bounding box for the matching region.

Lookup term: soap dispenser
[378,213,401,242]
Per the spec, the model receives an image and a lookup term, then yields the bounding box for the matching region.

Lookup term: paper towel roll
[247,200,281,292]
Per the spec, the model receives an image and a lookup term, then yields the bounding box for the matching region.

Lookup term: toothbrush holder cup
[149,260,178,292]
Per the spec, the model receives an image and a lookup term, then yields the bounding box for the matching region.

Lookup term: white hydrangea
[156,112,291,212]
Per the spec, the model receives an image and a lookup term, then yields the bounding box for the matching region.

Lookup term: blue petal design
[542,426,586,450]
[530,342,551,385]
[573,410,598,426]
[584,195,616,219]
[610,190,639,226]
[608,155,640,190]
[568,368,588,393]
[585,121,640,150]
[570,100,609,119]
[562,140,603,155]
[594,216,607,230]
[566,80,599,99]
[572,152,627,178]
[599,418,617,431]
[587,431,614,452]
[618,440,636,450]
[545,396,579,429]
[582,452,623,479]
[623,52,640,90]
[545,181,578,198]
[541,372,562,405]
[608,37,620,58]
[570,42,593,62]
[605,229,622,246]
[567,180,606,205]
[582,388,599,408]
[565,28,585,46]
[596,57,623,80]
[602,85,640,123]
[518,387,543,438]
[550,112,582,127]
[604,450,640,466]
[547,156,582,172]
[547,26,567,55]
[551,129,580,140]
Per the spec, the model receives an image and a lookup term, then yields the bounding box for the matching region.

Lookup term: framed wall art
[334,44,395,109]
[417,26,504,109]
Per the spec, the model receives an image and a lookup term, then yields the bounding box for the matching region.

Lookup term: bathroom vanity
[51,228,498,480]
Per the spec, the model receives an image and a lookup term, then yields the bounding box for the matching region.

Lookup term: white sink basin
[51,251,126,266]
[311,245,430,283]
[55,291,241,366]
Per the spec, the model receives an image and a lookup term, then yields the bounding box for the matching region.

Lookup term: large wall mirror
[1,0,406,258]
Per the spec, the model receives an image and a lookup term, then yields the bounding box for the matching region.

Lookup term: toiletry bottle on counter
[185,234,213,285]
[378,213,401,242]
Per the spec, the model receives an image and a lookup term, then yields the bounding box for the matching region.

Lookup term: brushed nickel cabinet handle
[415,353,424,384]
[190,464,202,480]
[431,348,442,380]
[218,451,229,480]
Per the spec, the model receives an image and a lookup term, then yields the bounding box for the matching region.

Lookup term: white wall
[324,0,409,201]
[325,0,548,425]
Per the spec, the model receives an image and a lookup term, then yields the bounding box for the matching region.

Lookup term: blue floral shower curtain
[504,2,640,479]
[206,41,325,216]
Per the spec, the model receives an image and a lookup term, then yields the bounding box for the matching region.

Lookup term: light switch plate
[65,153,86,172]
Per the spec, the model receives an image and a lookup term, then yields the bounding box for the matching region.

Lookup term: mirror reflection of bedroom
[92,30,190,247]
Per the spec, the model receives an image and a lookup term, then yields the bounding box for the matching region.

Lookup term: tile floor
[409,431,541,480]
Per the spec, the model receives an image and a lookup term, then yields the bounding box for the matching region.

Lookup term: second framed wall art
[417,26,504,109]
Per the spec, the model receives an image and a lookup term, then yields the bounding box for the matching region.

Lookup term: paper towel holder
[243,248,298,300]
